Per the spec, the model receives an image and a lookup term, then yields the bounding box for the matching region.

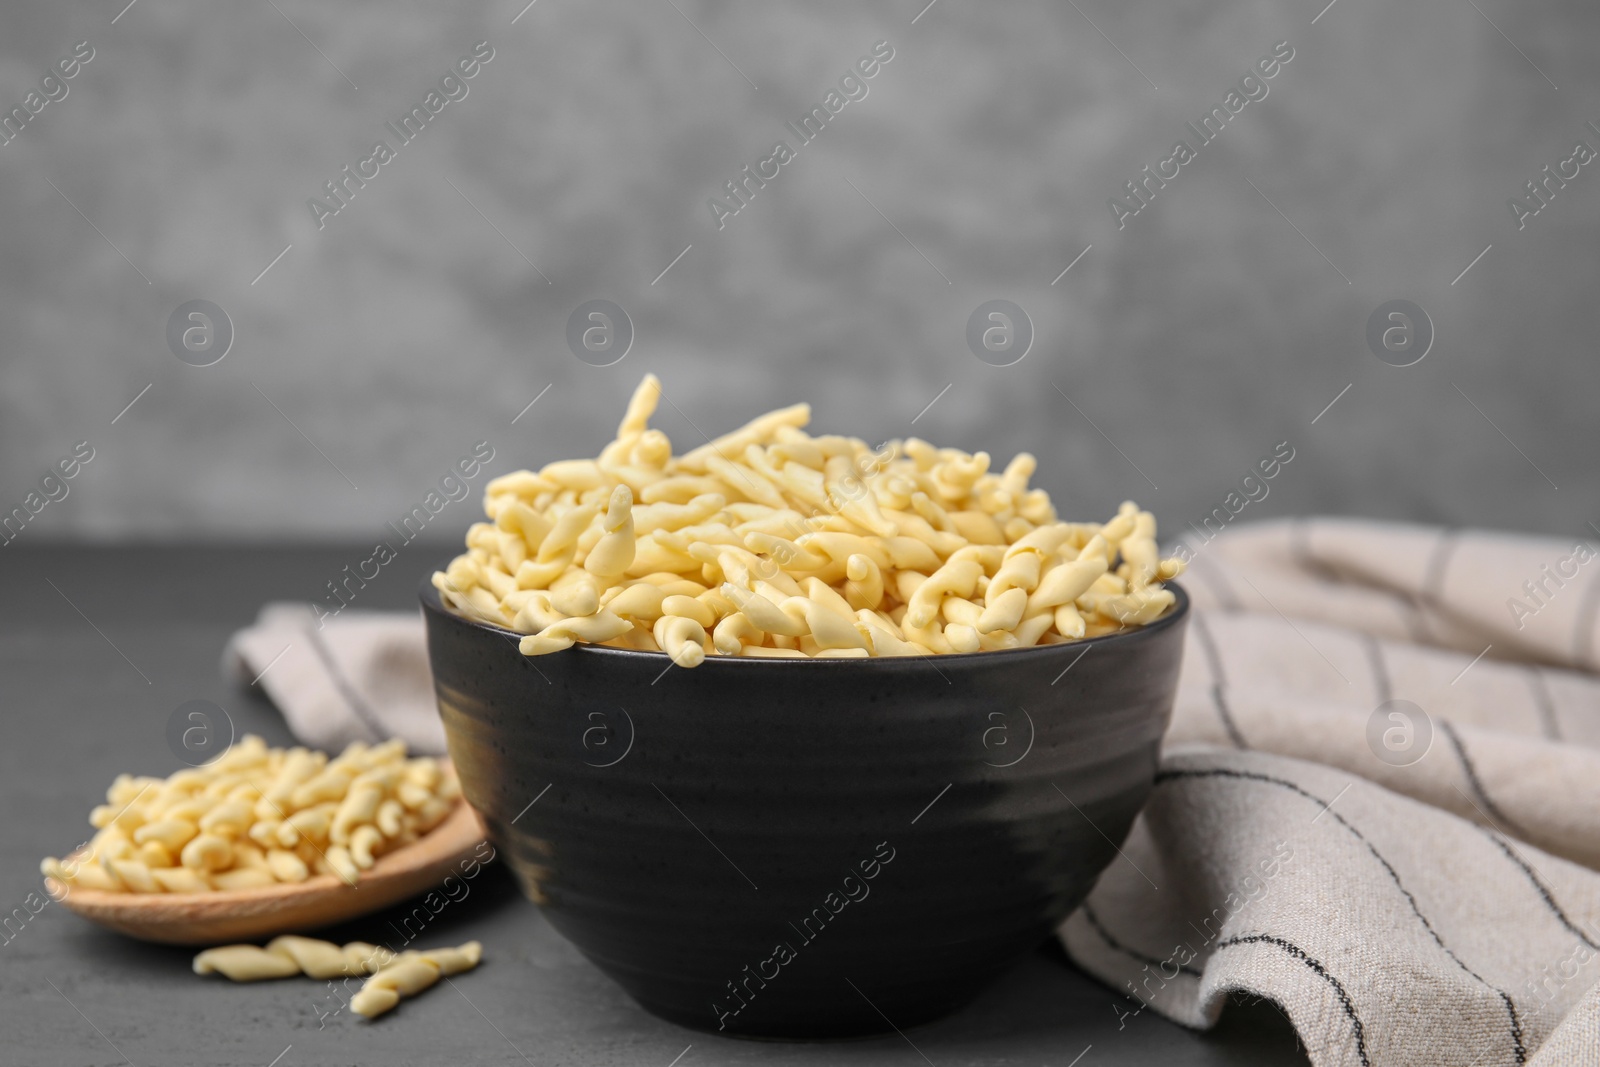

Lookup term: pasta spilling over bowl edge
[434,375,1184,666]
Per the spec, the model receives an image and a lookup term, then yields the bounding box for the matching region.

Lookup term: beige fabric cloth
[1061,518,1600,1066]
[224,603,445,756]
[228,519,1600,1063]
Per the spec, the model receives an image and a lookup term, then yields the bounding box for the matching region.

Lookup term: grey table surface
[0,544,1309,1067]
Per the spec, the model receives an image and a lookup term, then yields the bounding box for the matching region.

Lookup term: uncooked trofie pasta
[40,737,460,894]
[434,376,1185,666]
[193,936,484,1020]
[194,935,399,981]
[348,941,484,1018]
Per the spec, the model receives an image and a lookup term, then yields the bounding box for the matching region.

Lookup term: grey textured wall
[1,0,1595,547]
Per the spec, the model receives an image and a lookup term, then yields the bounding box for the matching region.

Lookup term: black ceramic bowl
[421,579,1189,1039]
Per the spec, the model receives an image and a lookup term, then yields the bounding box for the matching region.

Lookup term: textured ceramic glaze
[421,579,1189,1038]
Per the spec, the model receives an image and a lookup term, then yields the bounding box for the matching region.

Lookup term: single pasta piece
[349,941,485,1019]
[42,737,459,896]
[193,937,397,982]
[433,376,1185,664]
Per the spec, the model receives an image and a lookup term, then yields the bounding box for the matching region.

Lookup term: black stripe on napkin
[1159,766,1526,1063]
[1213,934,1369,1067]
[1482,830,1600,953]
[1081,902,1204,979]
[1440,720,1531,842]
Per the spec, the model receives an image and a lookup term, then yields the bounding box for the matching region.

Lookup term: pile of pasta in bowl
[433,376,1184,666]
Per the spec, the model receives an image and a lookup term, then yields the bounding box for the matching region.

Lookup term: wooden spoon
[46,800,489,946]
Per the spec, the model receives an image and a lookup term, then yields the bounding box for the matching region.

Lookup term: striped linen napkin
[1061,518,1600,1066]
[225,602,447,757]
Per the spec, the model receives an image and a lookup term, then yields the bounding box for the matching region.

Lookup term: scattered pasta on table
[193,936,484,1020]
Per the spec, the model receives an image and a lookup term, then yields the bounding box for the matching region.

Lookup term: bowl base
[629,980,988,1041]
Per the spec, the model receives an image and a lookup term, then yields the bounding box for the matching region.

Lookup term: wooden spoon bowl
[46,800,488,946]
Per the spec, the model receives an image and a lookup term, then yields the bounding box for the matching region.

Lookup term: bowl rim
[419,564,1189,670]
